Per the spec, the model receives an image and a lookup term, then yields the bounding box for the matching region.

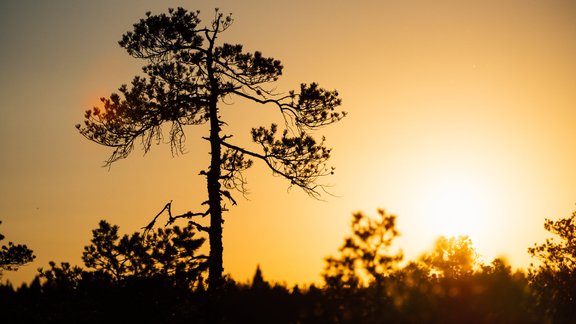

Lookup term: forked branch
[144,201,209,233]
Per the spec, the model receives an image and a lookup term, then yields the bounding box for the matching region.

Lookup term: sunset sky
[1,0,576,286]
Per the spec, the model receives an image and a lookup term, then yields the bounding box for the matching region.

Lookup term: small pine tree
[251,264,269,290]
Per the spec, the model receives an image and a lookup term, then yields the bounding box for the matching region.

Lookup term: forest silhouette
[2,7,576,324]
[2,211,576,323]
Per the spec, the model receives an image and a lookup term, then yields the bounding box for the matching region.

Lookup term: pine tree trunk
[206,43,224,292]
[207,111,223,291]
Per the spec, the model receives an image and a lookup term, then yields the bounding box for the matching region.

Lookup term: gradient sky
[1,0,576,286]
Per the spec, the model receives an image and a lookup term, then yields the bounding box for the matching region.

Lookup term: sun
[426,184,487,237]
[417,169,495,239]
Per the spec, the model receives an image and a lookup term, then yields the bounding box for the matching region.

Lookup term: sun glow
[426,183,488,237]
[416,169,496,239]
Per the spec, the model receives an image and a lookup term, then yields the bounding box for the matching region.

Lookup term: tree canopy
[323,209,403,288]
[0,221,35,277]
[528,211,576,321]
[420,235,480,279]
[81,220,206,287]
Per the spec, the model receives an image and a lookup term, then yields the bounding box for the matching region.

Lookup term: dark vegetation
[2,210,576,323]
[0,221,35,277]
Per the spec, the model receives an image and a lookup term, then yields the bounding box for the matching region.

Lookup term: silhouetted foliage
[0,210,554,323]
[0,220,35,277]
[0,221,208,323]
[31,220,207,292]
[320,212,539,323]
[321,209,404,323]
[420,235,481,279]
[76,7,345,291]
[529,211,576,322]
[38,261,85,292]
[82,220,207,288]
[323,209,403,289]
[1,263,542,324]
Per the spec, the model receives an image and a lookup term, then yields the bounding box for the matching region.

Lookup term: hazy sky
[1,0,576,286]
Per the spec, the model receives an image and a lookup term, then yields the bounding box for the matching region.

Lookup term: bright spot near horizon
[426,183,488,237]
[417,168,495,240]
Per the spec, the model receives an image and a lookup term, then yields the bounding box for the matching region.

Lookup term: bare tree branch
[144,201,209,233]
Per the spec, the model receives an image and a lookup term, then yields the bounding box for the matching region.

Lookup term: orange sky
[1,0,576,286]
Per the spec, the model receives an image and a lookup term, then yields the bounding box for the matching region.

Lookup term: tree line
[1,210,576,323]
